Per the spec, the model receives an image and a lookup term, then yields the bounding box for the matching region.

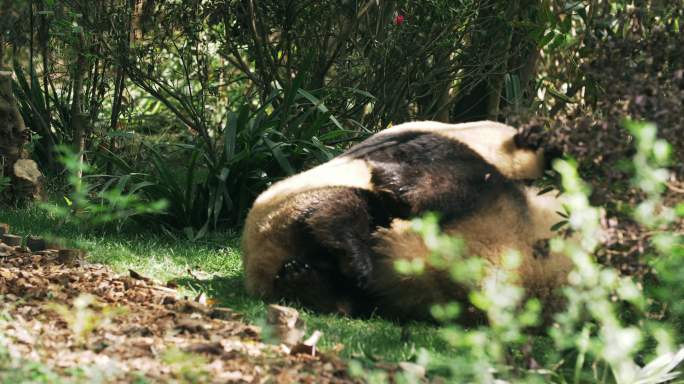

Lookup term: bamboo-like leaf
[341,87,376,100]
[296,88,344,130]
[264,136,295,175]
[129,181,156,195]
[550,220,568,231]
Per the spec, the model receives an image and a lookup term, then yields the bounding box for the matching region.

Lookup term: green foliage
[99,84,354,232]
[162,348,209,383]
[390,121,684,383]
[41,146,167,230]
[10,0,547,196]
[210,0,489,125]
[0,342,64,384]
[47,294,127,346]
[12,46,81,173]
[628,120,684,334]
[0,176,9,195]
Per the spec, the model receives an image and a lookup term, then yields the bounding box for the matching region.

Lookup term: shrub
[385,121,684,383]
[98,84,356,233]
[41,146,167,231]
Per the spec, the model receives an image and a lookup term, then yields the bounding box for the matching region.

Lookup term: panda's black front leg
[302,187,378,289]
[335,230,374,287]
[274,259,347,313]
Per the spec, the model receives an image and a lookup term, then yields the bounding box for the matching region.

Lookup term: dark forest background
[1,0,682,232]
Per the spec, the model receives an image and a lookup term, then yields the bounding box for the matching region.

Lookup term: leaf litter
[0,237,364,383]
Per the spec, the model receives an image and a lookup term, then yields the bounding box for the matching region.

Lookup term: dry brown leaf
[0,235,364,383]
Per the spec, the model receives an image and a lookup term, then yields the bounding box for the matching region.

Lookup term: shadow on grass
[172,274,455,362]
[0,204,238,251]
[171,275,266,319]
[1,205,455,363]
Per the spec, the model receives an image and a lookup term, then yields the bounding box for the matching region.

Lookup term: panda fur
[366,187,571,322]
[241,120,571,322]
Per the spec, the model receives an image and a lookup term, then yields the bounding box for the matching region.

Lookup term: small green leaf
[556,210,569,218]
[550,220,568,231]
[676,203,684,217]
[264,137,295,175]
[297,89,344,130]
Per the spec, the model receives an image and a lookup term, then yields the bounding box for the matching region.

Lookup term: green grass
[0,354,66,384]
[0,205,453,363]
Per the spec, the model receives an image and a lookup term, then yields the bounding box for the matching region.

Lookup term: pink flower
[393,14,405,26]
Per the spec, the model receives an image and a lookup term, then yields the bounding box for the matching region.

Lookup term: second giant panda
[241,120,571,322]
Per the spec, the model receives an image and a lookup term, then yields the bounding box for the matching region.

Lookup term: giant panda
[241,120,571,322]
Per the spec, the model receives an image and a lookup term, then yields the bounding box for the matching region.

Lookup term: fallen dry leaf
[0,237,365,383]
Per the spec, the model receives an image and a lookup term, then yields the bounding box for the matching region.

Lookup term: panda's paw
[515,123,564,166]
[354,274,370,290]
[514,122,546,150]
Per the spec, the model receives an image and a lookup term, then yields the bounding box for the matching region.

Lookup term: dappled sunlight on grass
[0,205,454,363]
[172,273,454,362]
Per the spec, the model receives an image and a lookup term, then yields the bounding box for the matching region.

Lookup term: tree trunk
[0,0,15,70]
[0,34,4,70]
[70,33,87,182]
[0,72,42,202]
[0,71,27,175]
[452,0,519,122]
[131,0,145,42]
[38,0,56,172]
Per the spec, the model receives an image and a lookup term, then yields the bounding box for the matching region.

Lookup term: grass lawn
[0,205,453,365]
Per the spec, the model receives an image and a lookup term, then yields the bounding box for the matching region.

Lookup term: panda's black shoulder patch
[344,129,494,171]
[342,130,427,159]
[345,130,521,222]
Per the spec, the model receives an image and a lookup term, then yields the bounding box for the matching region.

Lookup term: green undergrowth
[0,205,455,364]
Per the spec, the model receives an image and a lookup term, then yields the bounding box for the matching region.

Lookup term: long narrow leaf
[296,88,344,130]
[263,136,295,175]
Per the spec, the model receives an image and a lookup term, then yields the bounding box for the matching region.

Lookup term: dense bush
[378,121,684,383]
[5,1,681,232]
[98,84,352,230]
[2,0,572,229]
